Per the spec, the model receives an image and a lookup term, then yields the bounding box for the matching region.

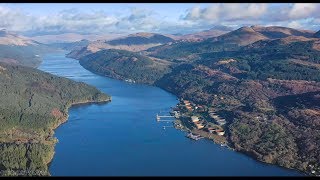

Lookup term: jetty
[163,125,174,130]
[156,114,174,122]
[186,133,204,140]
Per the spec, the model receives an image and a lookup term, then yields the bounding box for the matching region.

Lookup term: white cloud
[0,6,36,31]
[183,3,268,22]
[115,7,161,33]
[182,3,320,32]
[0,3,319,36]
[287,21,302,29]
[184,6,202,20]
[288,3,318,19]
[201,5,220,20]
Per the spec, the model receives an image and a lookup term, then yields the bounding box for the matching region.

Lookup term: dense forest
[0,62,110,175]
[0,143,54,176]
[79,49,171,84]
[77,26,320,175]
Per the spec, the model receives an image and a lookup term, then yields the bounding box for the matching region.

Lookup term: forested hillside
[0,62,110,175]
[76,25,320,175]
[79,49,172,84]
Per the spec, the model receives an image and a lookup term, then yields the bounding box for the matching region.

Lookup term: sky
[0,3,320,36]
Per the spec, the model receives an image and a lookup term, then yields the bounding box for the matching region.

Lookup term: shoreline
[173,119,307,176]
[46,97,112,175]
[77,62,312,176]
[0,97,111,176]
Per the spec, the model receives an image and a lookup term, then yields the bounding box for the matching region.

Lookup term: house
[195,122,204,129]
[191,116,199,122]
[216,130,225,136]
[195,105,205,112]
[207,127,218,133]
[183,100,191,106]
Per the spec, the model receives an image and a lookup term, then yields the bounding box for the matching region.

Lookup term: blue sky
[0,3,319,36]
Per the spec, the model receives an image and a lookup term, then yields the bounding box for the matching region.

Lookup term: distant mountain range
[174,27,230,41]
[0,29,40,46]
[66,32,176,59]
[0,29,54,67]
[142,26,319,61]
[29,33,124,44]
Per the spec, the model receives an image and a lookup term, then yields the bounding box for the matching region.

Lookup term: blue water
[38,52,303,176]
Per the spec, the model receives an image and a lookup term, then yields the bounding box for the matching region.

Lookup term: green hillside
[0,62,110,175]
[79,49,171,84]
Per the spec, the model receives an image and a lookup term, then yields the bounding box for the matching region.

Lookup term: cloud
[287,21,303,29]
[0,3,319,36]
[183,3,268,22]
[35,9,118,33]
[0,5,169,35]
[182,3,320,31]
[116,7,161,33]
[184,6,202,20]
[0,6,120,34]
[0,6,36,31]
[288,3,318,19]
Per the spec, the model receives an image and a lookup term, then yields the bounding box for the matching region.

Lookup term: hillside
[314,30,320,38]
[0,30,38,46]
[0,62,110,175]
[76,25,320,175]
[174,28,230,41]
[251,25,315,39]
[107,32,174,45]
[145,26,270,60]
[28,33,123,44]
[67,33,175,59]
[155,63,320,175]
[146,26,319,61]
[48,39,90,51]
[214,26,269,46]
[79,49,172,84]
[0,30,54,68]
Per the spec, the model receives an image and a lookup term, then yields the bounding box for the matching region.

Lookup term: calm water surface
[38,52,303,176]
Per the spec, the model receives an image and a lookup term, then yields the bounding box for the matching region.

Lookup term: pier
[162,125,174,130]
[156,114,174,122]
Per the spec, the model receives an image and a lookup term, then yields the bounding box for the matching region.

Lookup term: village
[156,97,233,149]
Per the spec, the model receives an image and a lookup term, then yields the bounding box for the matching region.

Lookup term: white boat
[221,143,227,147]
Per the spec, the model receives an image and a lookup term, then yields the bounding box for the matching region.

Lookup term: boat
[221,143,227,147]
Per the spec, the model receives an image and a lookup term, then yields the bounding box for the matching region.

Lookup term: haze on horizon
[0,3,320,36]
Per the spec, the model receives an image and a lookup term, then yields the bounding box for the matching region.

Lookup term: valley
[0,15,319,176]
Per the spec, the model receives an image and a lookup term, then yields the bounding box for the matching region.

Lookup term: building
[191,116,199,122]
[207,127,218,133]
[194,122,204,129]
[209,112,226,125]
[183,100,191,106]
[216,130,225,136]
[195,105,206,112]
